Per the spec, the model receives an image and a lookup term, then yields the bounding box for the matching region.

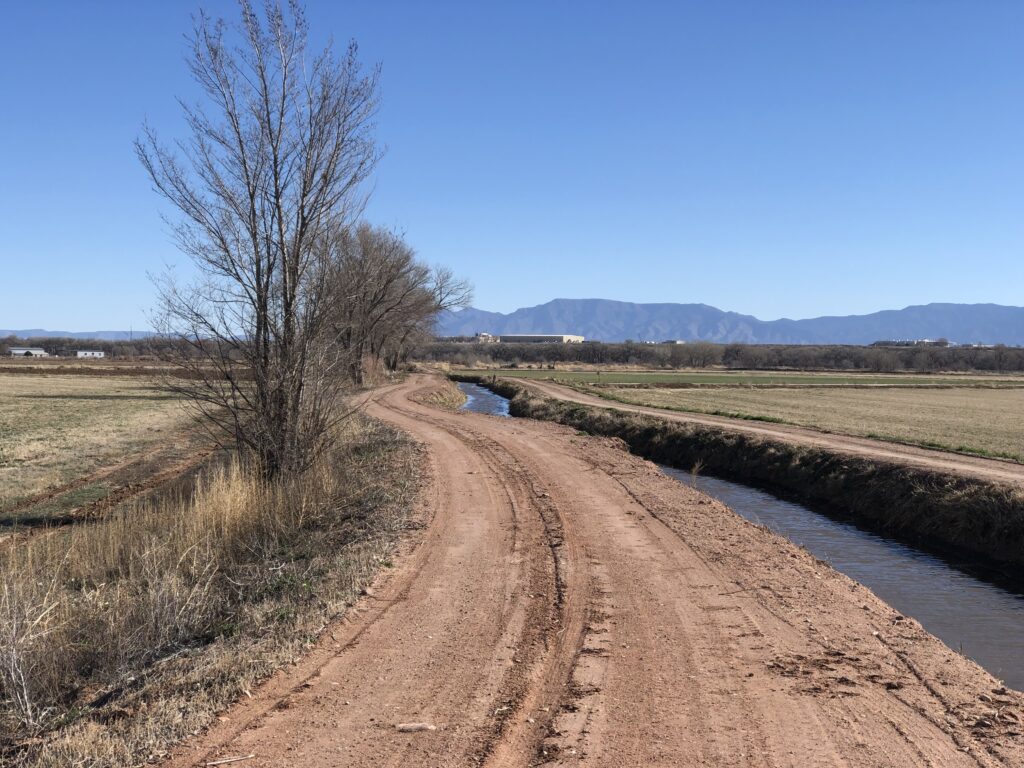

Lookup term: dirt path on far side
[519,378,1024,486]
[166,375,1023,767]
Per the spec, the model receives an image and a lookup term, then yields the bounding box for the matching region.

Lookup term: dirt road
[519,378,1024,486]
[168,375,1022,767]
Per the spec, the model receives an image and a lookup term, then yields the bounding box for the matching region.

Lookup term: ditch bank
[452,374,1024,576]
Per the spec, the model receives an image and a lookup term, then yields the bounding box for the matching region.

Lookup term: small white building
[9,347,48,357]
[76,350,105,358]
[498,334,585,344]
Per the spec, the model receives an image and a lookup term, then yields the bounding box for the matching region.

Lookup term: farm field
[0,358,177,377]
[0,373,199,521]
[597,385,1024,462]
[453,367,1024,388]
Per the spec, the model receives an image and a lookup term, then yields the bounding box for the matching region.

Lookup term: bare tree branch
[138,0,380,477]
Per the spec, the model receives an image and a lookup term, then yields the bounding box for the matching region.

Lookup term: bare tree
[137,1,379,477]
[326,224,471,383]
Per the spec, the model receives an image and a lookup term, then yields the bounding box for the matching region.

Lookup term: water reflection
[665,468,1024,691]
[457,382,510,417]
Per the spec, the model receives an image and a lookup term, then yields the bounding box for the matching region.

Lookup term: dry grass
[411,378,467,411]
[0,416,419,767]
[0,359,176,374]
[0,375,193,512]
[600,386,1024,461]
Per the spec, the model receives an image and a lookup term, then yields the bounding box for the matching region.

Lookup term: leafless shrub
[137,1,380,477]
[0,578,67,729]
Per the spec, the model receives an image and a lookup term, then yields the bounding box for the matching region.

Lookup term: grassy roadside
[410,377,467,411]
[455,375,1024,573]
[577,386,1024,464]
[0,415,421,767]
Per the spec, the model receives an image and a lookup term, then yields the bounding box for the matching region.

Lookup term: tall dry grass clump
[411,378,467,411]
[0,416,418,767]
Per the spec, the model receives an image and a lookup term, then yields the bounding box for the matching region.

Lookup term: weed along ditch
[458,377,1024,691]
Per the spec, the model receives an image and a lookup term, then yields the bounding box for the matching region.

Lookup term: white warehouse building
[76,350,105,358]
[9,347,48,357]
[497,334,585,344]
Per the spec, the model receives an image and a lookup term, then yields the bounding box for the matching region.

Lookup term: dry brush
[0,417,419,767]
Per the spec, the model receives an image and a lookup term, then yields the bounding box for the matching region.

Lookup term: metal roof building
[9,347,48,357]
[498,334,585,344]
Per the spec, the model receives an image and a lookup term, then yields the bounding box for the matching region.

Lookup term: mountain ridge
[436,300,1024,345]
[7,300,1023,345]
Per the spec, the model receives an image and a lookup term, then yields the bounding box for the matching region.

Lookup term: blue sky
[1,1,1022,330]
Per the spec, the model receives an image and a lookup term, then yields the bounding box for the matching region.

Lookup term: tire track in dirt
[2,429,214,521]
[2,444,170,518]
[165,379,583,768]
[164,375,1024,767]
[565,443,1003,766]
[0,436,217,553]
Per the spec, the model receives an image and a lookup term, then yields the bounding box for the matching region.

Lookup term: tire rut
[165,375,1024,767]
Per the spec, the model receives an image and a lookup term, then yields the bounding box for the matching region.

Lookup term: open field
[452,367,1024,388]
[0,373,198,520]
[0,358,177,377]
[596,386,1024,462]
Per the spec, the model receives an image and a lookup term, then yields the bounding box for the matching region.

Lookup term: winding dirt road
[168,375,1022,767]
[518,378,1024,486]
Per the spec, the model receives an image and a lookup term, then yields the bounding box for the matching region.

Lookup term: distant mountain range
[7,301,1024,345]
[436,300,1024,345]
[0,329,157,341]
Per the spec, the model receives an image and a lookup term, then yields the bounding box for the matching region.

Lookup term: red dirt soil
[165,375,1023,767]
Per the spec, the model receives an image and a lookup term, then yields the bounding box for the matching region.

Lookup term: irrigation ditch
[452,374,1024,582]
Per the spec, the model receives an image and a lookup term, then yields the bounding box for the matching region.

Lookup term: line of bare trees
[326,224,470,384]
[137,1,468,477]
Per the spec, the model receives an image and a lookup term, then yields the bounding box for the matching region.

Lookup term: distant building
[871,338,952,348]
[475,332,499,343]
[76,350,105,358]
[498,334,585,344]
[9,347,47,357]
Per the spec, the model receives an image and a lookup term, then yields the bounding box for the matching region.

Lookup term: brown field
[597,385,1024,461]
[0,366,420,765]
[0,373,197,519]
[1,416,418,767]
[0,357,176,376]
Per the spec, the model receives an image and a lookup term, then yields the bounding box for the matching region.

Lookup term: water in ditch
[664,469,1024,690]
[459,382,1024,690]
[457,382,510,417]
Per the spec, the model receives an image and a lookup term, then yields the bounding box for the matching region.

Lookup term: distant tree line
[0,336,165,358]
[415,341,1024,373]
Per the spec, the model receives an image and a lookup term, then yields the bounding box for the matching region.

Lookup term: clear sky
[1,1,1022,330]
